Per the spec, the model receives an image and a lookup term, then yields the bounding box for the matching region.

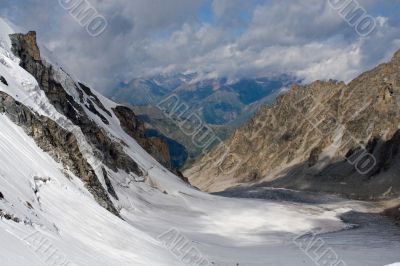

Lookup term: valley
[109,74,297,170]
[0,8,399,266]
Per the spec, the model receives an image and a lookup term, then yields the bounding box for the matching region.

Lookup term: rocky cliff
[0,91,120,216]
[185,50,400,200]
[6,31,173,215]
[112,105,171,169]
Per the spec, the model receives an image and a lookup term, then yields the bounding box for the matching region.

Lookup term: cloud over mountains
[2,0,400,92]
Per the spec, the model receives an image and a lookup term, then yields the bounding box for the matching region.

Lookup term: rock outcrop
[5,30,177,215]
[11,31,173,174]
[186,50,400,200]
[113,105,171,169]
[0,76,7,86]
[0,91,119,216]
[10,32,142,176]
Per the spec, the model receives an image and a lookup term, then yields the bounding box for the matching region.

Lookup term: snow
[1,17,400,266]
[0,112,354,266]
[0,114,183,266]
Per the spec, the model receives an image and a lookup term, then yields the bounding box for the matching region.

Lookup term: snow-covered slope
[0,114,183,265]
[1,17,400,266]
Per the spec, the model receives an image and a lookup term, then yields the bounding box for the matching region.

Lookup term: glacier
[0,17,399,266]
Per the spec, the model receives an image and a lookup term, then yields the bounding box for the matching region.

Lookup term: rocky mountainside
[185,50,400,200]
[11,31,172,171]
[2,30,177,214]
[0,19,206,265]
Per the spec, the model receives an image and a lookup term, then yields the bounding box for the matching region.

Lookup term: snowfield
[0,17,400,266]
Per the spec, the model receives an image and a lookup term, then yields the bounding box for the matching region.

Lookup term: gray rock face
[10,32,142,176]
[0,76,7,86]
[5,31,177,216]
[102,168,119,200]
[78,82,112,117]
[112,105,172,169]
[186,49,400,200]
[0,92,119,216]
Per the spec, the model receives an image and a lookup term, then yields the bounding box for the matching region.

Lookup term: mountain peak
[9,31,41,61]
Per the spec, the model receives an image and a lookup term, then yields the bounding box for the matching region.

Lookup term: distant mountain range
[109,74,297,126]
[108,74,298,168]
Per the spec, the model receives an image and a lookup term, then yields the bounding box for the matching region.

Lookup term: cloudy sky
[1,0,400,92]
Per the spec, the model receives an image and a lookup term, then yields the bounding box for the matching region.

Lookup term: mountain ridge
[185,48,400,199]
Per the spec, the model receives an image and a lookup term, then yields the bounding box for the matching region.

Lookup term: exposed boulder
[0,76,7,86]
[0,209,20,223]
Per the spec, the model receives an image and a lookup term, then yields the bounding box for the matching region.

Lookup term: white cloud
[1,0,399,92]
